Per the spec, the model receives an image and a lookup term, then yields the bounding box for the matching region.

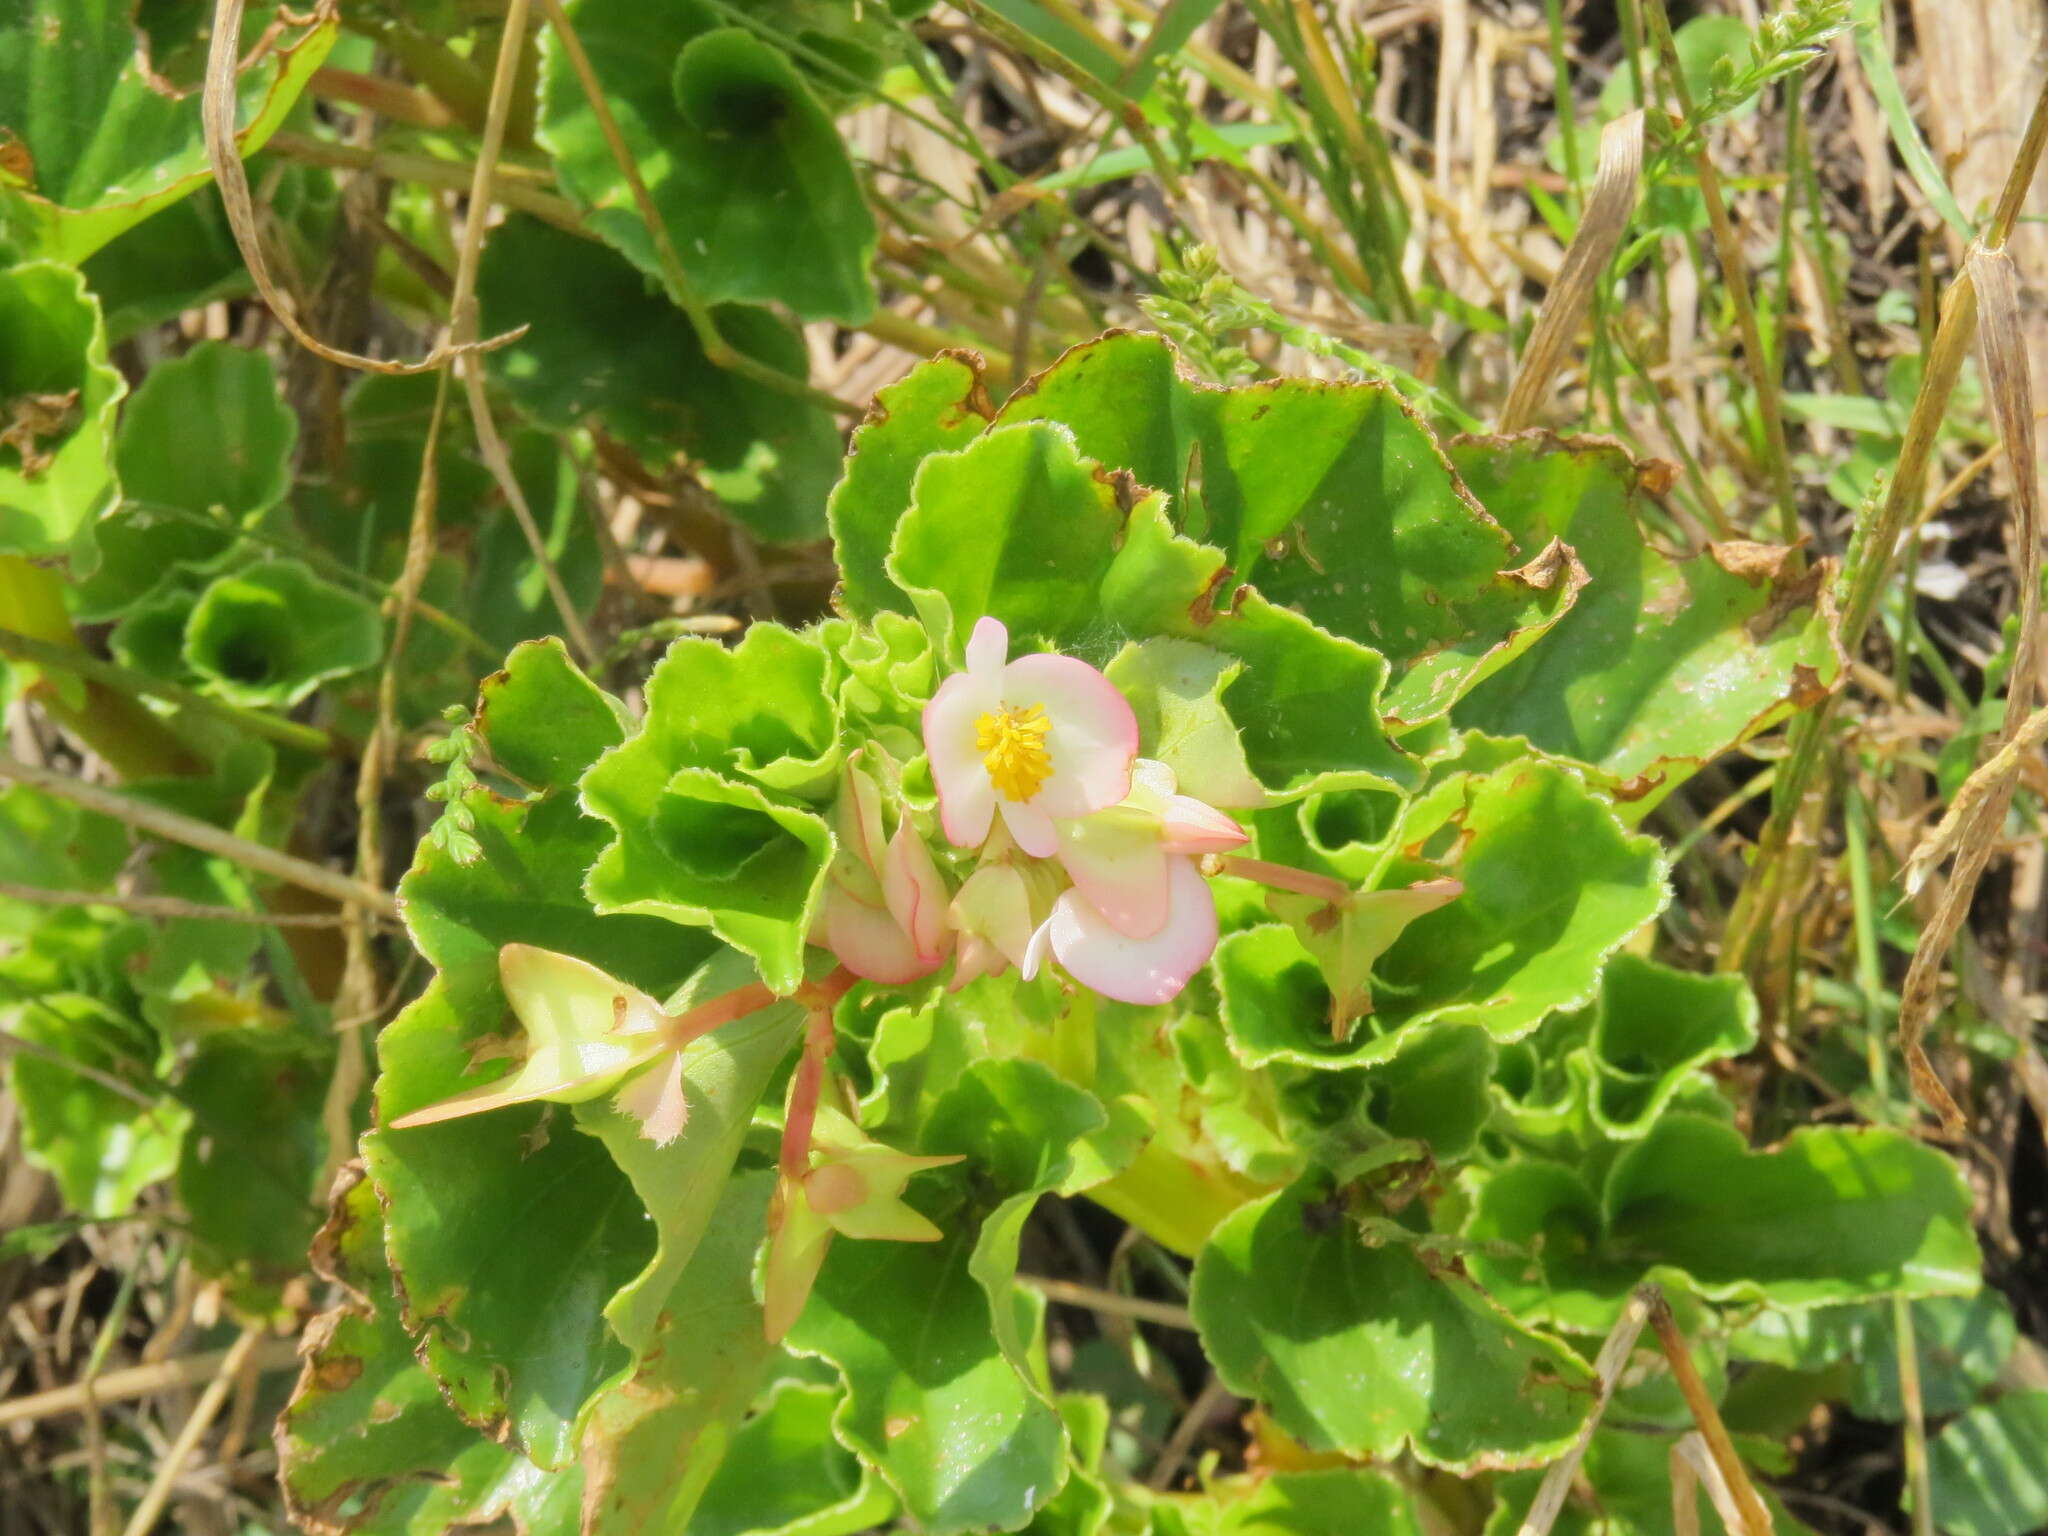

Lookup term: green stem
[0,627,338,759]
[0,558,201,779]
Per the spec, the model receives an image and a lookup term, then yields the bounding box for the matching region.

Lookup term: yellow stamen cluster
[975,704,1053,802]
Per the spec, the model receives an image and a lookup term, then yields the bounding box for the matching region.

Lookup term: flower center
[975,704,1053,802]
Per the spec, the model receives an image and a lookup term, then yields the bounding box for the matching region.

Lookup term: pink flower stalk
[922,617,1138,857]
[817,759,951,984]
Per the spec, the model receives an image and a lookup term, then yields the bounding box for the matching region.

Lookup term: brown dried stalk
[1499,111,1644,434]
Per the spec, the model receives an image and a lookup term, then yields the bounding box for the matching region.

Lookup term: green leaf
[0,261,123,559]
[828,351,993,619]
[1165,1469,1427,1536]
[576,1165,780,1536]
[475,636,633,793]
[889,421,1134,656]
[1102,638,1265,809]
[114,340,297,523]
[4,992,186,1218]
[276,1166,582,1534]
[177,1026,332,1313]
[80,185,251,343]
[1922,1391,2048,1536]
[1729,1291,2018,1421]
[1585,954,1757,1137]
[1191,1181,1596,1469]
[786,1059,1101,1535]
[183,558,383,708]
[476,214,839,541]
[1100,498,1417,797]
[994,333,1576,727]
[582,626,841,994]
[689,1380,897,1536]
[540,10,877,322]
[570,954,809,1534]
[369,651,719,1468]
[1231,762,1662,1060]
[1466,1118,1983,1329]
[0,4,337,264]
[1450,437,1839,814]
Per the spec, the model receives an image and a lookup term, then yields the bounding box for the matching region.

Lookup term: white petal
[1055,806,1170,940]
[1000,653,1137,818]
[922,670,1000,848]
[998,796,1058,858]
[1047,857,1217,1005]
[965,615,1010,680]
[1021,915,1055,980]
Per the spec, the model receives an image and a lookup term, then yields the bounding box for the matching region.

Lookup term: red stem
[779,1009,836,1181]
[1216,855,1352,905]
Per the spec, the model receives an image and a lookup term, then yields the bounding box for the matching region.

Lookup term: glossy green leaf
[540,9,876,322]
[183,558,383,708]
[1921,1391,2048,1536]
[477,636,634,792]
[276,1166,582,1535]
[1103,638,1266,809]
[1466,1117,1982,1329]
[1451,436,1839,814]
[1191,1181,1596,1469]
[0,261,123,559]
[829,351,994,618]
[4,991,186,1218]
[114,340,296,523]
[476,214,838,541]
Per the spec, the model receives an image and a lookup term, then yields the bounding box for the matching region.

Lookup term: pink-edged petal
[965,615,1010,681]
[950,864,1035,967]
[1159,795,1249,855]
[614,1053,690,1146]
[999,653,1138,818]
[883,821,951,964]
[1046,857,1217,1005]
[922,671,1000,849]
[834,760,888,877]
[1054,807,1170,940]
[823,884,937,985]
[997,796,1058,858]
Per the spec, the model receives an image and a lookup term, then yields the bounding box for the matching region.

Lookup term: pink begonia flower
[1023,854,1218,1006]
[922,617,1138,858]
[762,1105,960,1342]
[818,760,950,984]
[1054,758,1246,940]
